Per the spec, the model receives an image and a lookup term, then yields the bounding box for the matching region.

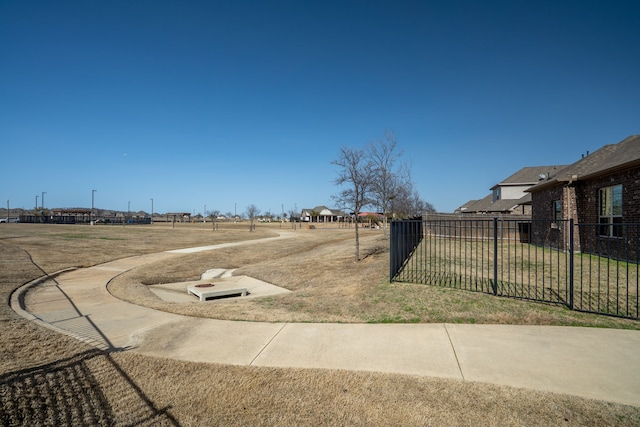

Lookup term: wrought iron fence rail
[390,218,639,320]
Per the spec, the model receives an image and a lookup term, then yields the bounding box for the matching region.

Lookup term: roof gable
[504,166,568,184]
[491,165,567,190]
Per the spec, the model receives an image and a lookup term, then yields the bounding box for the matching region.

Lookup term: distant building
[300,206,346,222]
[457,166,567,215]
[163,212,192,223]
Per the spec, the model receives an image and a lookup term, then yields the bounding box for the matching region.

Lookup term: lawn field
[395,237,640,320]
[1,222,639,426]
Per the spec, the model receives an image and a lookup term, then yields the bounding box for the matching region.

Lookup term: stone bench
[187,284,247,301]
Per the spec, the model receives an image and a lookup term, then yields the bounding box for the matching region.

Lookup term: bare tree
[368,131,436,220]
[369,131,411,237]
[412,193,435,217]
[332,145,374,262]
[246,204,260,232]
[333,136,435,258]
[288,208,298,221]
[388,184,435,218]
[288,208,299,229]
[210,209,220,231]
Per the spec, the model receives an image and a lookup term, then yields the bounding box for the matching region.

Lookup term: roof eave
[526,178,563,193]
[578,158,640,182]
[529,158,640,193]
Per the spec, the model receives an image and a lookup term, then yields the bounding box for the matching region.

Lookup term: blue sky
[1,1,638,216]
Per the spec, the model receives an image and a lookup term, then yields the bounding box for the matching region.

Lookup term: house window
[599,185,622,237]
[493,188,501,202]
[552,200,562,223]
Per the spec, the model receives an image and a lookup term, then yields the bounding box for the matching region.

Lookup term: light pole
[6,199,9,222]
[91,189,97,225]
[150,198,154,224]
[41,191,46,223]
[204,205,207,222]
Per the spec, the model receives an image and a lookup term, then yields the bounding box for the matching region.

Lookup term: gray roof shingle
[462,193,531,213]
[493,165,568,188]
[528,135,640,192]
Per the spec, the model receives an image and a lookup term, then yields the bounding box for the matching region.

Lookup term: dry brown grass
[1,223,639,426]
[108,224,640,329]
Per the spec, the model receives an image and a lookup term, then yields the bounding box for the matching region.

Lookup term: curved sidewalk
[11,238,640,407]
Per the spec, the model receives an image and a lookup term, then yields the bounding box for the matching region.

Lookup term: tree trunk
[383,215,388,239]
[354,220,360,262]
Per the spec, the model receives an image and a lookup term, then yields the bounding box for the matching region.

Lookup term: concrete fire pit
[187,283,247,301]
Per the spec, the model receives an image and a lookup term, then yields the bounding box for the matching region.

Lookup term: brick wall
[531,165,639,259]
[531,185,562,219]
[530,184,567,249]
[575,166,639,259]
[574,166,640,224]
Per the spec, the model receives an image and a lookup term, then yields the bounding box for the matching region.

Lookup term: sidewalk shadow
[32,274,116,351]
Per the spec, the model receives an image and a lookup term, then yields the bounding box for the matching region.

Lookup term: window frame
[493,187,501,202]
[552,200,562,224]
[598,184,623,238]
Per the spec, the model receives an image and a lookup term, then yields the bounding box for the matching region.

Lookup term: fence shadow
[0,349,179,426]
[3,245,180,426]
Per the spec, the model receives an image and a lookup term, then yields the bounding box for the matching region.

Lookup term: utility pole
[35,195,38,218]
[41,191,46,223]
[6,199,9,222]
[150,198,154,224]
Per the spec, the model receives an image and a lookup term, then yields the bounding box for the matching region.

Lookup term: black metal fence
[390,218,639,319]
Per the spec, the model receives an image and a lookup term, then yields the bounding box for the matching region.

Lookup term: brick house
[527,135,640,257]
[457,166,566,215]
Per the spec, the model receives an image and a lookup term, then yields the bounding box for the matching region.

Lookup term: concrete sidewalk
[12,244,640,408]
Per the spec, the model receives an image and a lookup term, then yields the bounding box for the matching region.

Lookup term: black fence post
[569,219,574,310]
[493,218,498,295]
[389,220,397,282]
